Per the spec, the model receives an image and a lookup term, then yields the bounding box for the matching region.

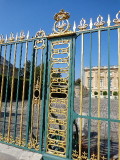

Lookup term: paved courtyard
[0,97,119,158]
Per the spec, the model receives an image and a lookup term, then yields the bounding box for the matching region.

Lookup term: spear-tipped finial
[5,35,8,42]
[27,31,30,39]
[89,18,93,29]
[73,21,76,32]
[15,33,18,40]
[107,14,111,26]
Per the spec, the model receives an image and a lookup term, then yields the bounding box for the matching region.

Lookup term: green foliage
[113,91,118,96]
[75,78,81,85]
[103,91,107,96]
[0,75,29,100]
[20,60,31,79]
[94,91,98,95]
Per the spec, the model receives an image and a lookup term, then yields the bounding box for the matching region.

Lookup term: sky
[0,0,119,36]
[0,0,120,79]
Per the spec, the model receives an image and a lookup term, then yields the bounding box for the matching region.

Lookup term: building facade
[84,66,118,98]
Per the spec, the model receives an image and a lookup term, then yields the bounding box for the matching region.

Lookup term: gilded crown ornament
[53,9,70,33]
[94,15,105,28]
[113,11,120,25]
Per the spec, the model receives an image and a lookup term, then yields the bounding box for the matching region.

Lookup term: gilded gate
[0,9,120,160]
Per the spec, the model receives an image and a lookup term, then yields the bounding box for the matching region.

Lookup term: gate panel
[44,36,75,159]
[0,32,47,152]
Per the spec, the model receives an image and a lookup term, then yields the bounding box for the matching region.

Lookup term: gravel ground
[0,97,119,158]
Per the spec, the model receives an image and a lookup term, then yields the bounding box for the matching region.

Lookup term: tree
[75,78,81,85]
[20,60,31,79]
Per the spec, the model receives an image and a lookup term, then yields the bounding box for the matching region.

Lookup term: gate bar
[79,33,84,159]
[97,29,101,160]
[7,43,17,141]
[88,32,92,159]
[3,44,12,137]
[107,28,111,160]
[118,27,120,160]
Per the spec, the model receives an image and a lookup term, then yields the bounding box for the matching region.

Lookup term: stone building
[84,66,118,98]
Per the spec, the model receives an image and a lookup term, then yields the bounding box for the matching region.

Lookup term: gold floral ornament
[53,9,70,33]
[8,32,15,41]
[34,29,46,49]
[18,31,26,40]
[0,34,5,43]
[78,18,88,30]
[94,15,105,28]
[113,11,120,25]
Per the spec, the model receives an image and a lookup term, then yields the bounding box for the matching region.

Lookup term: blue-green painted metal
[3,44,12,137]
[26,40,35,145]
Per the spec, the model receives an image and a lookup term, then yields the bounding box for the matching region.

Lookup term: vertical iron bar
[0,45,6,115]
[14,43,23,140]
[68,37,76,159]
[88,32,92,159]
[79,33,84,159]
[36,49,43,143]
[30,48,37,143]
[26,40,35,146]
[39,39,48,152]
[97,30,101,160]
[3,44,12,137]
[107,29,111,159]
[19,41,28,144]
[7,43,17,141]
[118,28,120,160]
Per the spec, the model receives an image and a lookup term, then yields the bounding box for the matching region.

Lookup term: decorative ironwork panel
[45,38,73,157]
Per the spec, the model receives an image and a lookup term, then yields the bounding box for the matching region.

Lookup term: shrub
[103,91,107,96]
[94,91,98,95]
[113,91,118,96]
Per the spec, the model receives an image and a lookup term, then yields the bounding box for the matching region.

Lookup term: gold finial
[94,15,105,28]
[9,32,15,41]
[0,35,5,43]
[78,18,88,30]
[19,31,25,40]
[113,11,120,25]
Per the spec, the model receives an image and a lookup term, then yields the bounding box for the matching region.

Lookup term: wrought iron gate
[0,9,120,160]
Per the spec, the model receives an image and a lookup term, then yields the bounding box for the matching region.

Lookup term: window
[88,78,92,88]
[110,78,112,87]
[100,79,104,87]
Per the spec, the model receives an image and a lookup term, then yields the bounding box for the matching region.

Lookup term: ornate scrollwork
[94,15,105,28]
[113,11,120,25]
[34,30,46,49]
[33,79,40,104]
[78,18,88,30]
[53,9,70,33]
